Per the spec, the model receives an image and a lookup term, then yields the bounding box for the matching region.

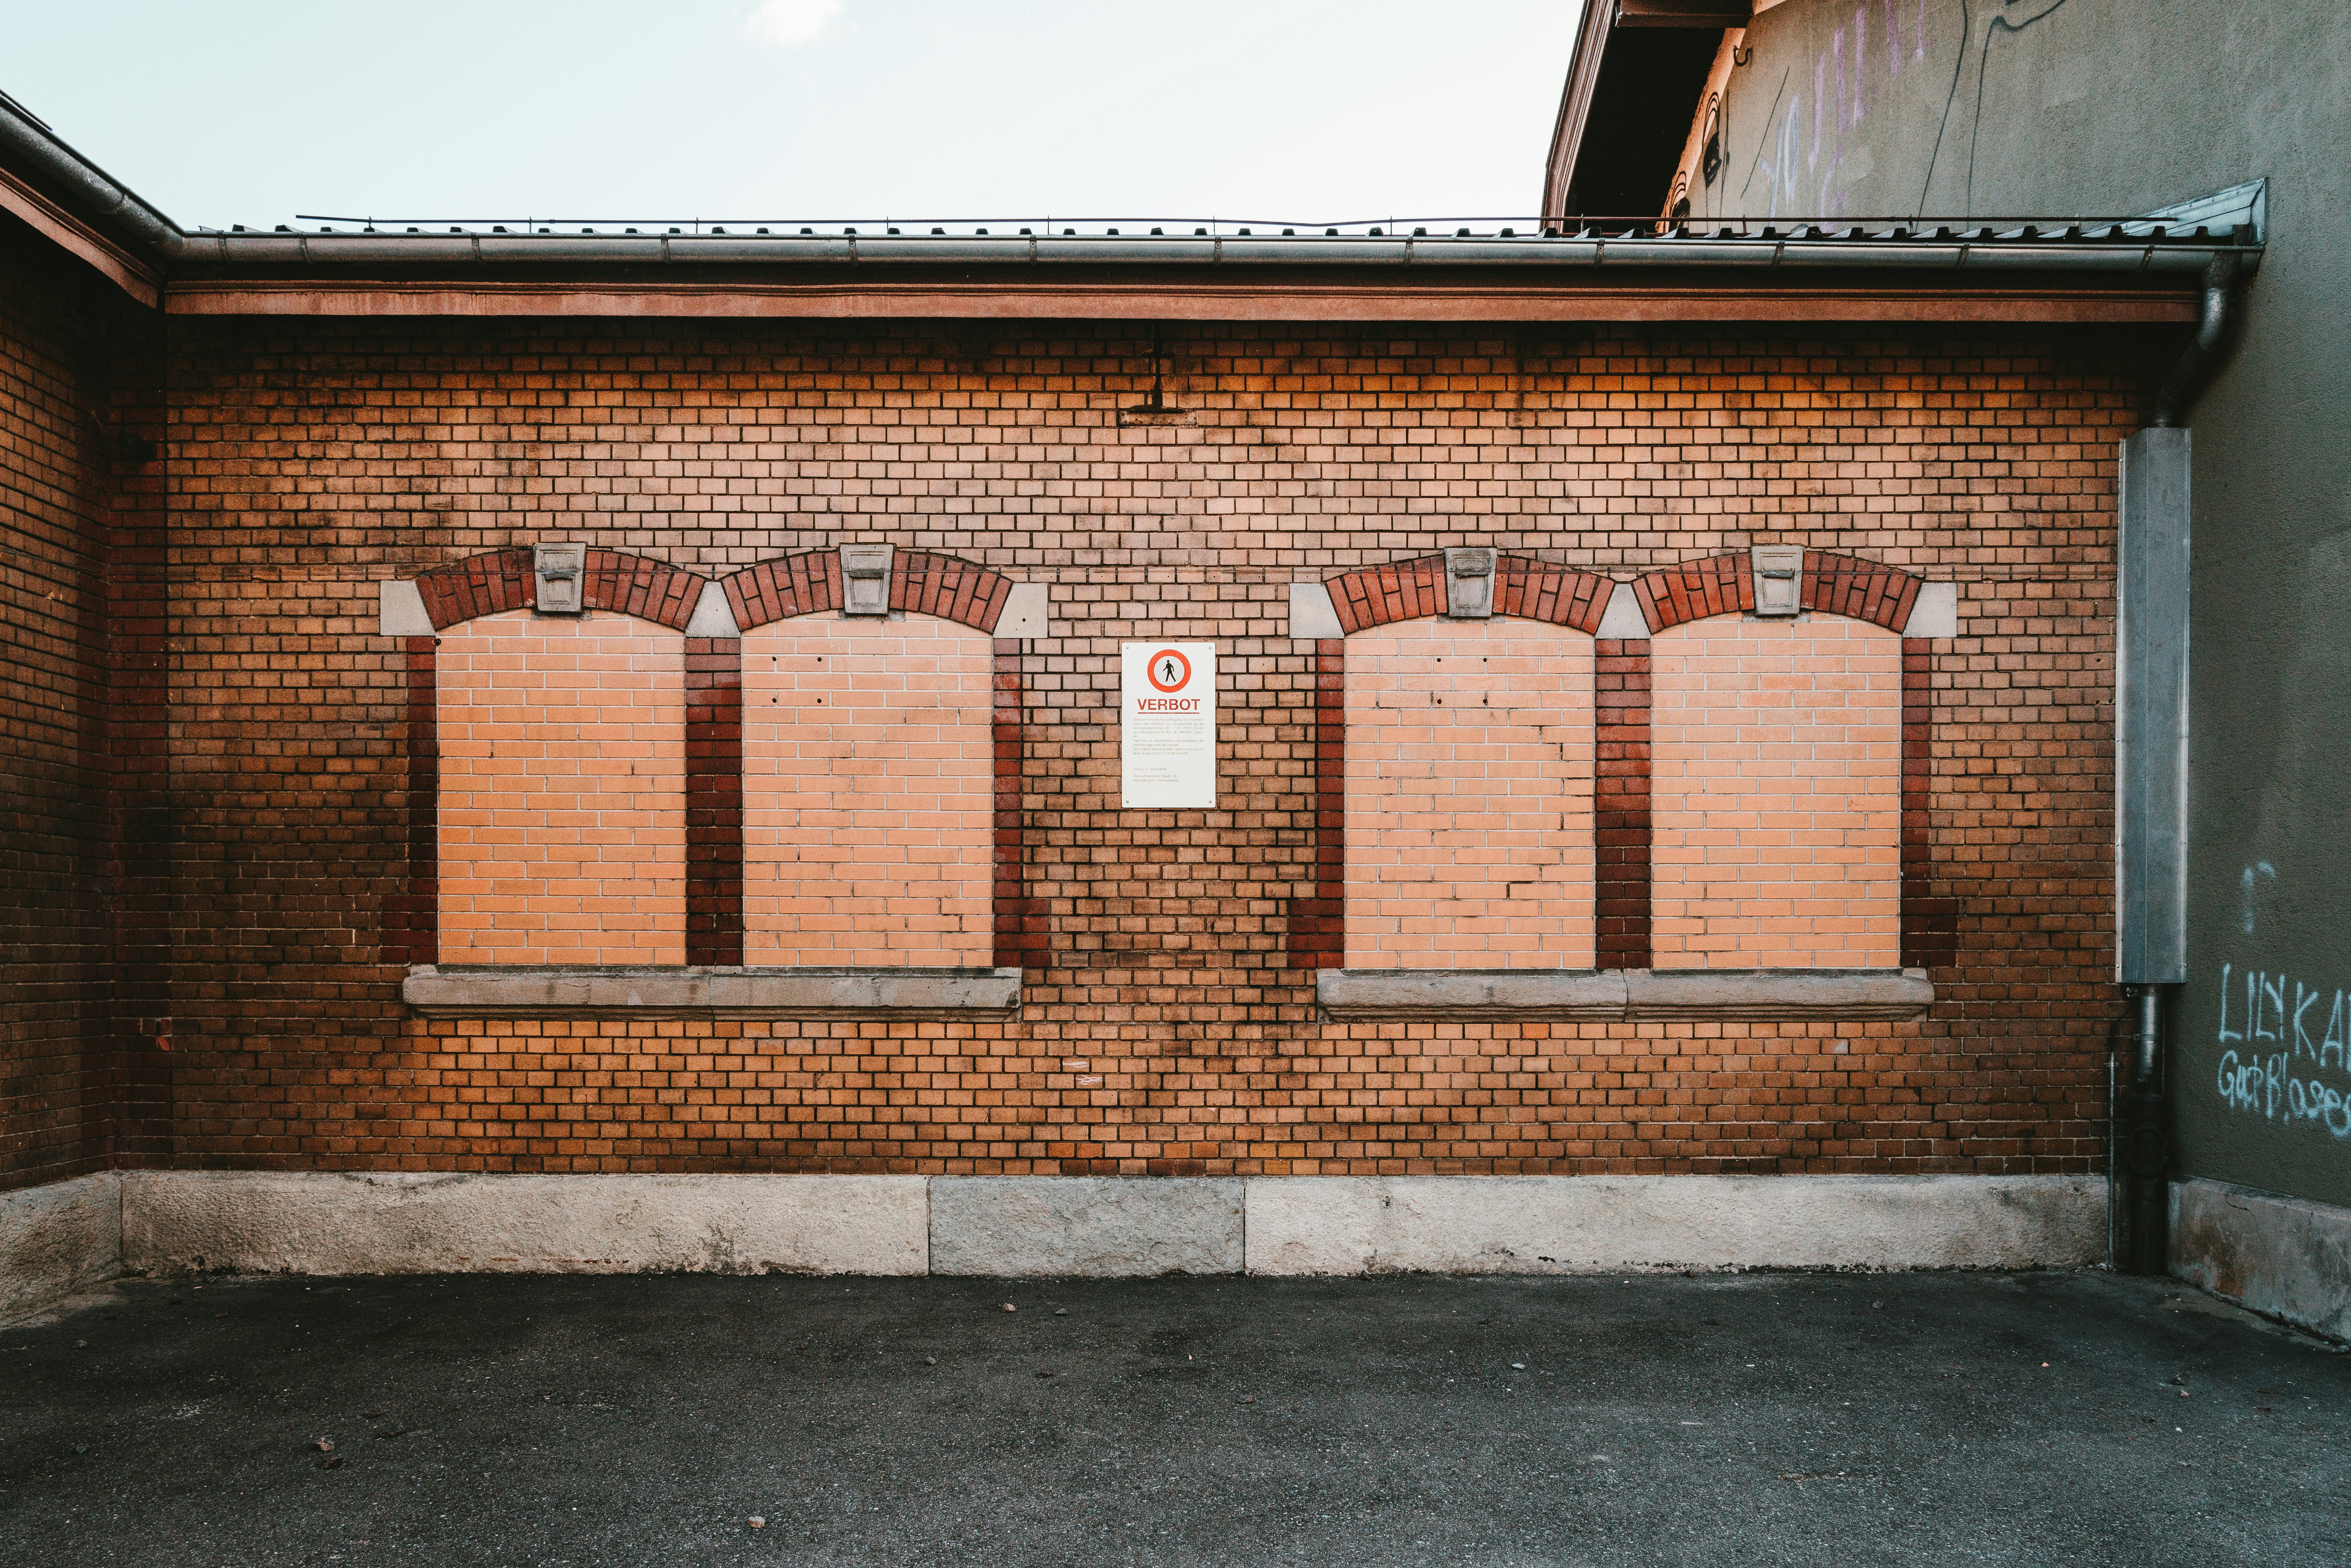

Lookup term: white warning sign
[1120,642,1217,809]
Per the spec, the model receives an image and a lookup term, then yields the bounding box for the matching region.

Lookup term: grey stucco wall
[1690,0,2351,1207]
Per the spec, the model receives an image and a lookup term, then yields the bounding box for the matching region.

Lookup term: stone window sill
[402,965,1022,1020]
[1315,967,1933,1022]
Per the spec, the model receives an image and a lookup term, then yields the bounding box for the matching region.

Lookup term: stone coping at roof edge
[400,965,1023,1019]
[1316,967,1934,1021]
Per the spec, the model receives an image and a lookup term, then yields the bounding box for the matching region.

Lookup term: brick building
[0,86,2258,1293]
[1543,0,2351,1341]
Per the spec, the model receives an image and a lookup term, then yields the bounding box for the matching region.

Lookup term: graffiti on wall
[1738,0,2081,220]
[2213,962,2351,1141]
[1746,0,1933,218]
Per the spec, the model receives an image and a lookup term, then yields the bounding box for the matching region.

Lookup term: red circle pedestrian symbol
[1146,649,1192,693]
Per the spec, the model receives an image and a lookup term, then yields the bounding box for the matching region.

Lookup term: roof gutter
[169,228,2260,276]
[0,91,191,262]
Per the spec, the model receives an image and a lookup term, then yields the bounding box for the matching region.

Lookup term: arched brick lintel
[415,548,707,632]
[1635,550,1924,634]
[1324,554,1612,635]
[722,549,1012,635]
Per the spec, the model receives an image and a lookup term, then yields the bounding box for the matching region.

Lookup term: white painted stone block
[1287,582,1346,640]
[1244,1174,2105,1275]
[120,1172,928,1278]
[0,1173,121,1320]
[1904,581,1959,638]
[1595,582,1651,638]
[2171,1177,2351,1343]
[996,582,1051,638]
[379,579,433,637]
[930,1177,1242,1276]
[684,580,740,637]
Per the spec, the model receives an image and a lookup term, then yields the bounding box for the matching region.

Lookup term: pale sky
[4,1,1586,230]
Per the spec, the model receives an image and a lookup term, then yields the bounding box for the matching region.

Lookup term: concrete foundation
[118,1172,930,1279]
[3,1171,2114,1314]
[0,1173,121,1319]
[2170,1176,2351,1343]
[931,1177,1244,1276]
[1244,1174,2105,1275]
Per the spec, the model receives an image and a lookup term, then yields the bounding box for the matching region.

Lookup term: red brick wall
[152,318,2127,1177]
[0,222,120,1189]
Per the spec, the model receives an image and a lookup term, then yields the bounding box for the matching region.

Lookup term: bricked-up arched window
[1345,619,1596,969]
[741,615,996,966]
[1648,615,1904,969]
[1313,556,1616,973]
[435,610,688,965]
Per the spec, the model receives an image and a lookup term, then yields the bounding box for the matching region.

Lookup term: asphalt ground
[1,1267,2344,1567]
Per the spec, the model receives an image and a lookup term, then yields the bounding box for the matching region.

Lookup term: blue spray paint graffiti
[2213,962,2351,1139]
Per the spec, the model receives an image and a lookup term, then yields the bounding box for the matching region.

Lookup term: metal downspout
[2117,251,2240,1275]
[2152,255,2242,428]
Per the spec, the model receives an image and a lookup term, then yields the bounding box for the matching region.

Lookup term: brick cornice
[1803,551,1925,632]
[1633,553,1752,632]
[414,548,705,631]
[1325,554,1610,635]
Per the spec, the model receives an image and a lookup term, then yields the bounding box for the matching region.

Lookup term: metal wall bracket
[534,543,585,614]
[840,544,895,616]
[1444,547,1495,619]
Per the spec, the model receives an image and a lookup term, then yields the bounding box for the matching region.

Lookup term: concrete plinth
[930,1177,1244,1276]
[2171,1177,2351,1343]
[119,1172,929,1278]
[1243,1174,2105,1275]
